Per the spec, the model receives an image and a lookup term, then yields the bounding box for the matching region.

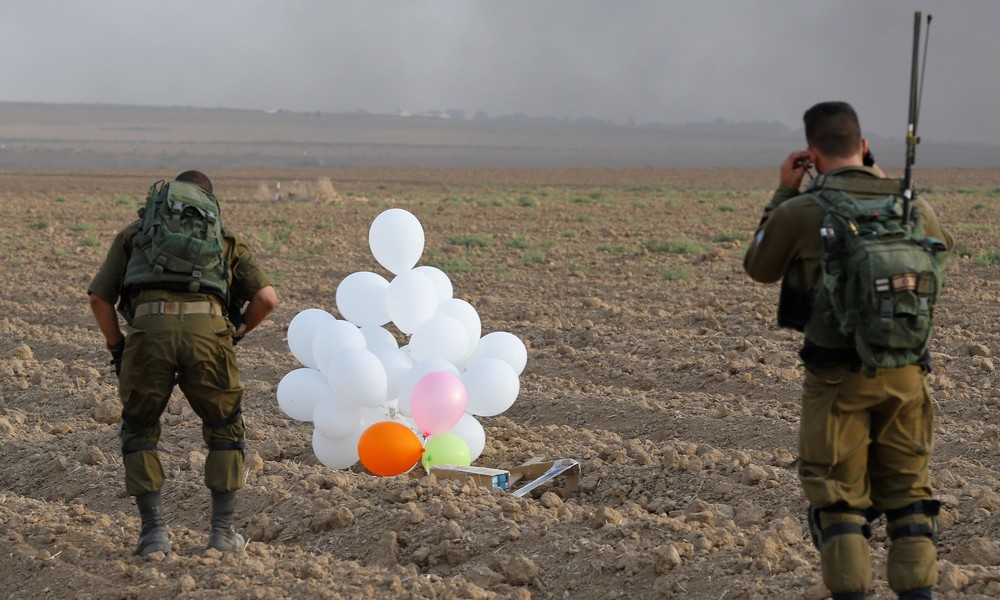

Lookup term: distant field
[2,101,998,170]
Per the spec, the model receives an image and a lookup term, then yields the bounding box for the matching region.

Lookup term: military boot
[206,490,245,552]
[134,490,171,556]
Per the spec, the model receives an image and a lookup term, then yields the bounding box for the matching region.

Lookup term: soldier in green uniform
[744,102,952,600]
[88,170,278,556]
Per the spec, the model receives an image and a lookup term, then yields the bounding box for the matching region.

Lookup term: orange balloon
[357,421,424,476]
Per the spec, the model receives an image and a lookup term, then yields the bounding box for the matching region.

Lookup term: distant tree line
[417,110,794,137]
[339,106,796,137]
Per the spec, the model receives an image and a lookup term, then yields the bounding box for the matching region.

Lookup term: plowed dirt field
[3,167,1000,599]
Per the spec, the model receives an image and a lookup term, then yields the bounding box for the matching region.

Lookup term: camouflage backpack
[810,177,948,370]
[123,180,229,299]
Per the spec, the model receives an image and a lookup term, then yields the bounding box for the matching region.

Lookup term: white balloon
[287,309,336,369]
[396,358,460,417]
[369,209,425,275]
[413,265,453,303]
[359,405,392,427]
[462,358,520,417]
[390,414,424,439]
[324,347,388,408]
[385,270,438,334]
[434,299,481,363]
[373,346,414,402]
[468,331,528,375]
[275,368,331,422]
[312,393,363,440]
[312,428,360,469]
[408,315,470,366]
[445,413,486,462]
[361,325,399,355]
[312,320,367,375]
[336,271,390,327]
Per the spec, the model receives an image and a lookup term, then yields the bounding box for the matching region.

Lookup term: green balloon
[421,433,471,472]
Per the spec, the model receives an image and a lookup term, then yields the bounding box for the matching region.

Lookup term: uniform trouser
[799,363,937,595]
[118,310,244,496]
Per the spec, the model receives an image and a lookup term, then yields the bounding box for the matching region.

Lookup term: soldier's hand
[863,146,886,177]
[227,299,247,330]
[781,151,812,190]
[863,148,876,167]
[232,324,247,346]
[108,338,125,377]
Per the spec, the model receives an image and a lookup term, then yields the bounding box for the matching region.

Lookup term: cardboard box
[508,458,580,498]
[431,465,510,491]
[431,457,580,497]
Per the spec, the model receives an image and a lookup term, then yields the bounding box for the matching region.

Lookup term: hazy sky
[3,1,997,145]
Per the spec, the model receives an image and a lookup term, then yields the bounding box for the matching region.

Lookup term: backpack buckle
[879,298,894,331]
[152,255,167,276]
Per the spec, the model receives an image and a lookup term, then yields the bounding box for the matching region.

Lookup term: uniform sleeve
[743,187,807,284]
[87,227,133,304]
[228,235,273,303]
[916,197,955,254]
[751,184,800,231]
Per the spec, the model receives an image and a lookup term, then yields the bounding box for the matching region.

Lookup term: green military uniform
[89,221,271,496]
[744,166,953,597]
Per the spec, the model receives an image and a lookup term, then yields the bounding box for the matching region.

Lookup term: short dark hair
[175,170,213,194]
[803,101,862,159]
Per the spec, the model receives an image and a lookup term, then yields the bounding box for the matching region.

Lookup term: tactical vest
[123,180,230,300]
[803,175,948,370]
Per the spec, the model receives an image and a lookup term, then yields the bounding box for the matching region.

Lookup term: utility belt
[799,342,862,370]
[799,341,932,372]
[133,300,222,318]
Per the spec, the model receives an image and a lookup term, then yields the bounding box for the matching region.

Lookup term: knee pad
[808,506,873,594]
[808,506,874,549]
[204,408,245,453]
[886,501,940,594]
[886,500,940,543]
[203,408,246,491]
[118,415,160,456]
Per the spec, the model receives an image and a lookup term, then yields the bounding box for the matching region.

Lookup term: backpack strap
[811,189,861,243]
[809,174,903,197]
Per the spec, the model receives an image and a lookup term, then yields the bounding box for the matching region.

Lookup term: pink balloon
[409,371,467,436]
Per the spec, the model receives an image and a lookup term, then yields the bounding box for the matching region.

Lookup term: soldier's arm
[744,207,800,283]
[744,185,803,283]
[752,184,799,229]
[916,198,955,252]
[236,285,278,338]
[227,234,277,339]
[88,292,124,347]
[751,151,812,227]
[87,228,132,345]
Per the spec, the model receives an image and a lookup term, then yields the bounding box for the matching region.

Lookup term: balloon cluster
[276,208,527,476]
